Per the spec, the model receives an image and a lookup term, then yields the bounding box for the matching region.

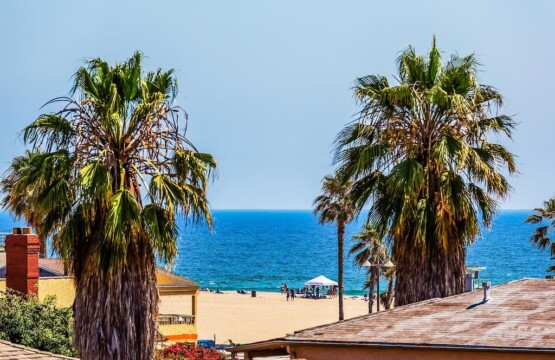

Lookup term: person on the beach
[316,286,320,299]
[291,288,295,301]
[286,290,290,301]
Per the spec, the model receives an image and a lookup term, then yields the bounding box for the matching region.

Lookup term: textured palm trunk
[73,239,158,360]
[337,220,345,321]
[38,234,46,258]
[394,235,465,306]
[368,268,376,313]
[383,277,394,310]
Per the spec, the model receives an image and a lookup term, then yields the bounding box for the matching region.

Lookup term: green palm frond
[526,199,555,272]
[333,38,516,304]
[3,52,216,277]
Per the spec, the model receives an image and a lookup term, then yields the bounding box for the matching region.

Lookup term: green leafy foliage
[0,291,75,357]
[525,199,555,272]
[334,37,516,305]
[2,52,216,359]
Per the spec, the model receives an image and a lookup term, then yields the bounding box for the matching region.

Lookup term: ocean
[0,210,550,295]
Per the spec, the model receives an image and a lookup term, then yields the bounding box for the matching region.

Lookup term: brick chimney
[5,227,39,296]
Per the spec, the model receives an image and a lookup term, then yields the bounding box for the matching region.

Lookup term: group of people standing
[280,283,298,301]
[281,283,337,300]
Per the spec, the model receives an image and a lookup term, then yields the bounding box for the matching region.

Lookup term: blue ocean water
[0,210,551,294]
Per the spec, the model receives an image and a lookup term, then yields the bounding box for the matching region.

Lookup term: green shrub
[0,291,75,357]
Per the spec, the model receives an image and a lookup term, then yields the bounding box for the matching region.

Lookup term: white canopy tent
[304,275,338,287]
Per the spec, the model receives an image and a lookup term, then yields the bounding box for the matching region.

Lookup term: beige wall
[0,277,74,308]
[159,323,198,343]
[38,277,75,308]
[290,345,555,360]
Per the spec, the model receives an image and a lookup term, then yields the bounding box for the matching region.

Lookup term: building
[0,339,78,359]
[0,228,199,343]
[231,278,555,360]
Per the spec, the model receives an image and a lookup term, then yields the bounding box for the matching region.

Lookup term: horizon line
[209,208,534,211]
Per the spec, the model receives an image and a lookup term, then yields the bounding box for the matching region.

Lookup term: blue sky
[1,1,554,209]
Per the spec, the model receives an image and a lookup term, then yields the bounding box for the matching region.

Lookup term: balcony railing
[158,314,195,325]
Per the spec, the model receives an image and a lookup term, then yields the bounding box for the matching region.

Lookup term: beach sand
[161,291,375,344]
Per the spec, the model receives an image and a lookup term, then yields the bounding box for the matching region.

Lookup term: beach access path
[160,291,375,344]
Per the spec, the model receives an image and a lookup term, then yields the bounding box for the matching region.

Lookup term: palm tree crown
[4,52,216,360]
[349,224,390,313]
[525,199,555,272]
[313,175,354,226]
[334,38,516,305]
[1,151,48,257]
[314,174,354,321]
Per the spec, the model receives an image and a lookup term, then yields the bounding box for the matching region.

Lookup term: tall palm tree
[334,37,516,306]
[525,199,555,272]
[313,174,354,321]
[3,52,216,360]
[1,151,48,257]
[349,225,389,313]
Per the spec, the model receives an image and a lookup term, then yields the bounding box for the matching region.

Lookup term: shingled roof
[0,339,78,359]
[232,278,555,355]
[291,278,555,351]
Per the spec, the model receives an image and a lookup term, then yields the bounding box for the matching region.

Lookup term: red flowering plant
[155,342,226,360]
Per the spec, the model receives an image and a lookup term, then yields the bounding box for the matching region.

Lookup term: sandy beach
[161,291,375,344]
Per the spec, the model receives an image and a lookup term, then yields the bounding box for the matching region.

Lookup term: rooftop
[0,256,199,291]
[0,339,77,359]
[233,278,555,355]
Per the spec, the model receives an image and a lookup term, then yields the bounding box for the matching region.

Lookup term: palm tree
[380,266,395,310]
[1,151,48,257]
[349,225,389,313]
[334,37,516,306]
[3,52,216,360]
[525,199,555,272]
[313,174,354,321]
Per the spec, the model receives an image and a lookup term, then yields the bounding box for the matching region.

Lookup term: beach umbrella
[304,275,338,287]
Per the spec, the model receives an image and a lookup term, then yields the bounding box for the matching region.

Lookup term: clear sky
[1,1,554,209]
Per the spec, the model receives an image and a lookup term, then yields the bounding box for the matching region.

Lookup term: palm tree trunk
[337,220,345,321]
[73,240,158,360]
[38,234,47,258]
[394,234,465,306]
[368,269,376,314]
[384,277,394,310]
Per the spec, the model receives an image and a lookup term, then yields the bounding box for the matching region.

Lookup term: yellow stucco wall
[2,276,198,343]
[159,323,198,343]
[0,277,74,308]
[156,272,176,285]
[38,278,75,308]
